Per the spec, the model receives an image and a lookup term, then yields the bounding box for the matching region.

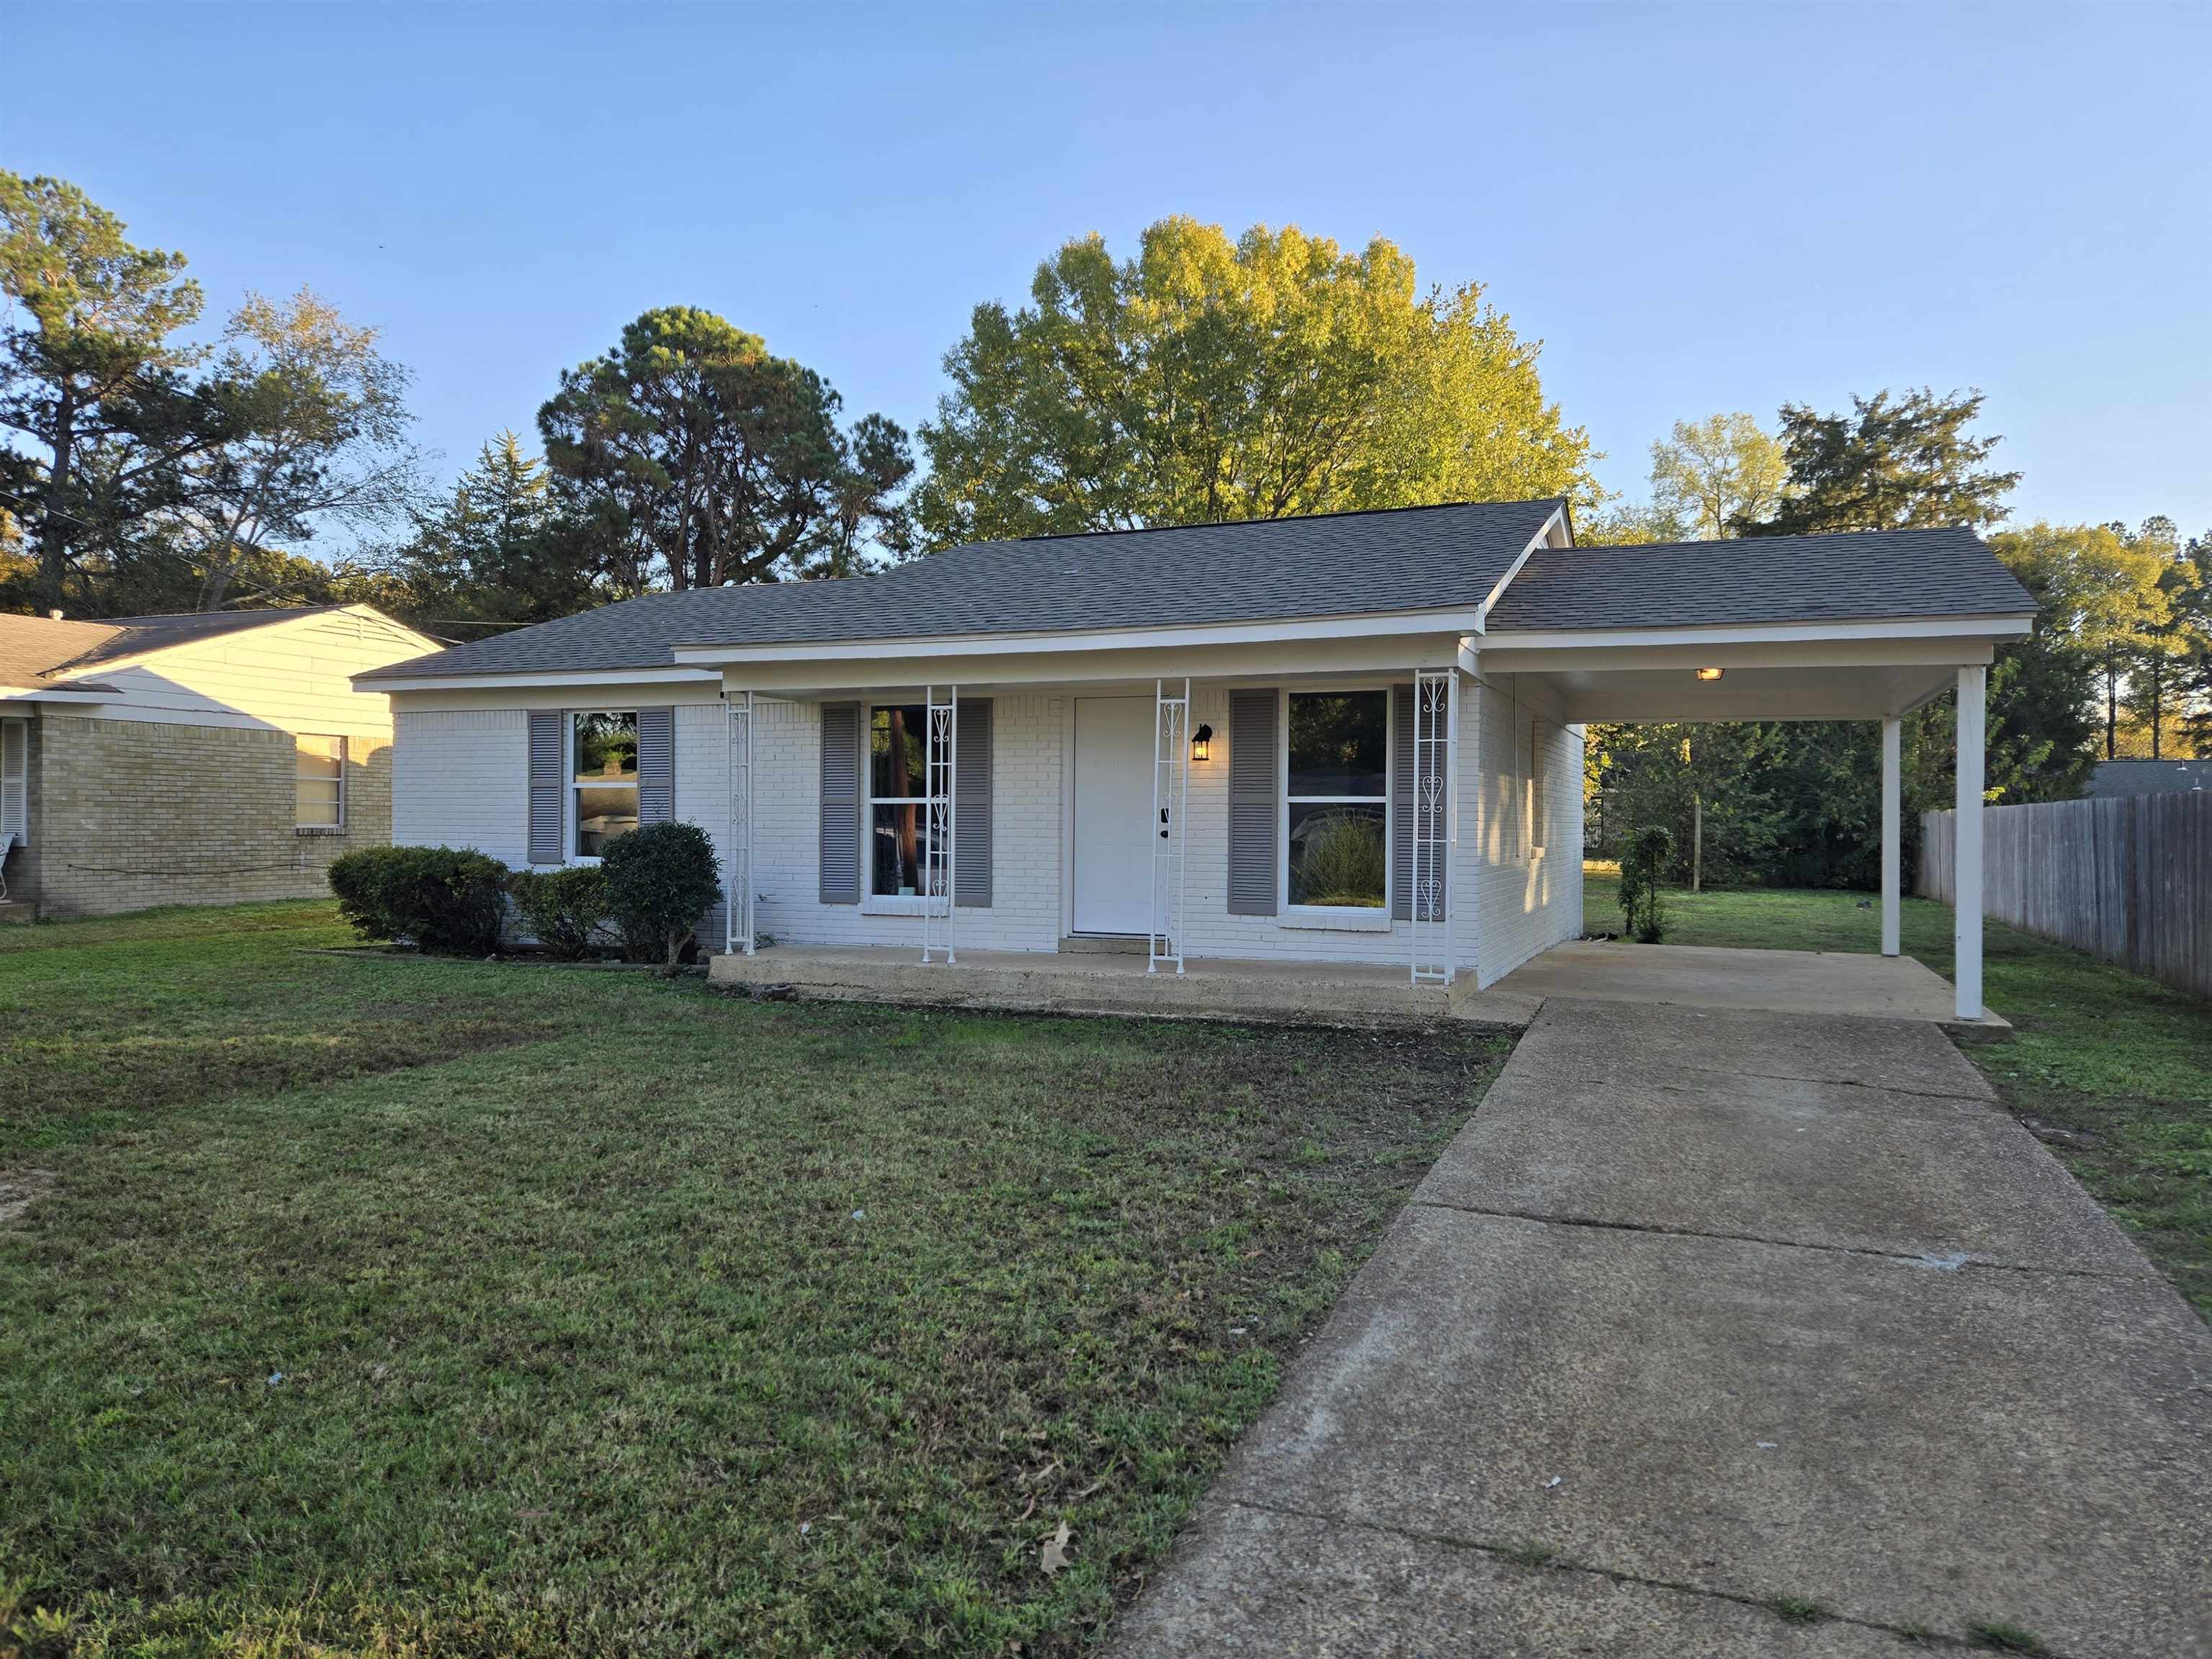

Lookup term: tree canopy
[538,307,912,593]
[1740,387,2018,536]
[912,218,1593,547]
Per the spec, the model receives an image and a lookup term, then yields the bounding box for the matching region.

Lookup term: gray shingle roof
[1483,526,2035,632]
[0,613,122,687]
[358,500,1563,681]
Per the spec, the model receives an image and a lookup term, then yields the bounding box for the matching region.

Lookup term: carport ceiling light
[1694,667,1725,682]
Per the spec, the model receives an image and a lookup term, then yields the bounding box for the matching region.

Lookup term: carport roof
[1484,526,2034,633]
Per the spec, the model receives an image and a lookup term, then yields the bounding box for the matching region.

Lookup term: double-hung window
[295,734,346,831]
[1286,690,1389,909]
[573,711,639,858]
[868,703,932,897]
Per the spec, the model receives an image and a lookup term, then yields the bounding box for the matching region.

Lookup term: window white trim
[864,699,933,901]
[568,709,641,866]
[1279,685,1393,920]
[293,732,347,834]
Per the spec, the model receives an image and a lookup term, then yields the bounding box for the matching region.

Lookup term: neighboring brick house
[359,500,2036,1012]
[0,605,440,919]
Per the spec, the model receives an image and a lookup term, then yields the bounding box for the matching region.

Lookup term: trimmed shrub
[509,866,611,961]
[328,845,510,956]
[1617,825,1673,943]
[601,822,721,970]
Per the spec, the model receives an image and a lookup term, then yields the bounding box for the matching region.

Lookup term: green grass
[0,902,1509,1657]
[1585,869,2212,1320]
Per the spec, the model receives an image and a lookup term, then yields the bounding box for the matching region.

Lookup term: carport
[1475,526,2036,1028]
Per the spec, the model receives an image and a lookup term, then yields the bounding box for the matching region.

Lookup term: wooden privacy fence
[1920,793,2212,1000]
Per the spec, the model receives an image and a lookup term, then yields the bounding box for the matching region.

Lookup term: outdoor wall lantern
[1192,723,1213,760]
[1694,667,1725,682]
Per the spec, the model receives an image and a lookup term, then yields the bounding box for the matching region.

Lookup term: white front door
[1072,696,1156,935]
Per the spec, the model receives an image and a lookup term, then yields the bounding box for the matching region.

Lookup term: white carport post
[1879,714,1902,958]
[1954,666,1986,1020]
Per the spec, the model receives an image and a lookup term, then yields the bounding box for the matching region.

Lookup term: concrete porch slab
[1493,940,2012,1040]
[708,944,1542,1030]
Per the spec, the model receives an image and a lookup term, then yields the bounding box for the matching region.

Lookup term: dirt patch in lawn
[3,1015,556,1132]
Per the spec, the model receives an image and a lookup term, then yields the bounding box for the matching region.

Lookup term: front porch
[706,935,2005,1037]
[708,942,1542,1029]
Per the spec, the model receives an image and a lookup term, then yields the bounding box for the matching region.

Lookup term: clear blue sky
[7,1,2207,536]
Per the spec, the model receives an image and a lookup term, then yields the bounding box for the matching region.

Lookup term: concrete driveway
[1110,999,2212,1658]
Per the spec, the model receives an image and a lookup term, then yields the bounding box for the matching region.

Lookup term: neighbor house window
[573,711,639,858]
[1286,690,1388,909]
[295,734,346,830]
[868,703,933,896]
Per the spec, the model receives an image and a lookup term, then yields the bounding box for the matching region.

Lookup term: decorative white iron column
[1879,714,1902,958]
[1411,669,1455,985]
[1148,678,1189,974]
[1954,666,1985,1020]
[725,689,755,956]
[922,685,958,964]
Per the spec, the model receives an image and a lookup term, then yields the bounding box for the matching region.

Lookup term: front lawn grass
[1584,869,2212,1320]
[1,902,1506,1656]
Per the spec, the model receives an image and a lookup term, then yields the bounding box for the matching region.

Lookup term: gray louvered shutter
[819,702,862,904]
[527,711,564,865]
[1227,689,1278,916]
[956,698,992,908]
[636,707,674,824]
[1391,684,1413,920]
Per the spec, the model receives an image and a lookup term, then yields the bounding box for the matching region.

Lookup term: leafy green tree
[539,306,912,594]
[0,171,222,611]
[1991,520,2170,768]
[1650,413,1787,541]
[173,288,422,610]
[912,217,1593,546]
[2106,517,2206,757]
[1738,388,2018,536]
[376,431,601,631]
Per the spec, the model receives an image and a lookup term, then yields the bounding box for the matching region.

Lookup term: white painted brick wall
[389,681,1583,976]
[745,695,1066,952]
[1470,681,1585,986]
[392,708,529,864]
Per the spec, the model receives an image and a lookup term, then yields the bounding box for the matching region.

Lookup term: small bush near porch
[1583,868,2212,1321]
[0,903,1506,1657]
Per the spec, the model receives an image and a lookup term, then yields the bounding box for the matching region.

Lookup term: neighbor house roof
[0,612,124,688]
[2086,759,2212,797]
[0,606,345,692]
[357,499,1565,681]
[1483,526,2035,632]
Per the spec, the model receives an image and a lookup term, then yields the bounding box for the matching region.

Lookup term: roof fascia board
[1473,503,1571,629]
[1480,613,2033,655]
[354,665,725,693]
[1,685,113,704]
[664,606,1491,668]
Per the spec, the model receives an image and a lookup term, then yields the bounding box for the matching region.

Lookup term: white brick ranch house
[357,500,2035,1016]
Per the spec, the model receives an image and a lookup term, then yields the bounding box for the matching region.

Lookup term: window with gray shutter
[527,711,563,865]
[636,707,674,823]
[1227,688,1278,916]
[956,698,992,908]
[819,702,861,904]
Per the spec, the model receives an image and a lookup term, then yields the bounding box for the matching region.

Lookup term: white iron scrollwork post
[1149,678,1189,974]
[1410,669,1455,986]
[725,689,755,956]
[922,685,958,964]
